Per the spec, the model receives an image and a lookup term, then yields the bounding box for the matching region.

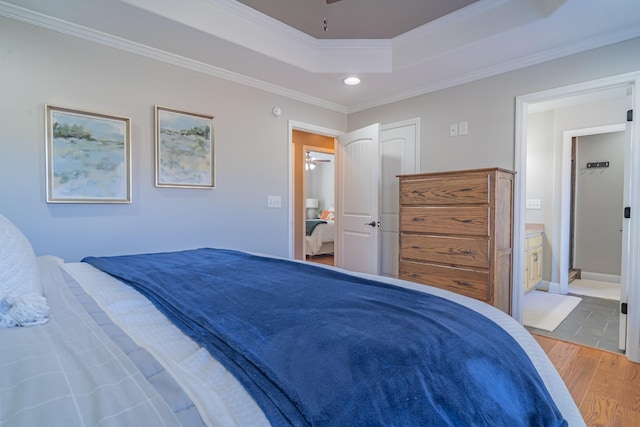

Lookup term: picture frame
[154,105,215,188]
[45,105,131,203]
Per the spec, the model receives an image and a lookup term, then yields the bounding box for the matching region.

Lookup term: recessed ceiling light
[343,77,360,86]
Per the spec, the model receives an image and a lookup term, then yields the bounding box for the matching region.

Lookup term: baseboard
[533,280,555,293]
[546,280,560,294]
[580,272,621,283]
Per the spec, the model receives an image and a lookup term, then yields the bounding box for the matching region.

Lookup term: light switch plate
[458,121,468,135]
[267,195,281,208]
[449,123,458,137]
[526,199,541,209]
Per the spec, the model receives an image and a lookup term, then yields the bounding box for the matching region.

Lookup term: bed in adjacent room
[305,219,335,257]
[0,214,584,426]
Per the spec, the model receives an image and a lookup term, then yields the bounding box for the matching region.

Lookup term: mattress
[61,254,584,426]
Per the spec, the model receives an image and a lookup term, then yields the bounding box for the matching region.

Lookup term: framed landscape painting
[154,106,215,188]
[45,105,131,203]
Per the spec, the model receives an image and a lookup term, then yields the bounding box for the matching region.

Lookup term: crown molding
[348,24,640,113]
[0,1,348,113]
[2,0,639,115]
[122,0,395,74]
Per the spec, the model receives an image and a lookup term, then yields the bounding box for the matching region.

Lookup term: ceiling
[235,0,480,39]
[1,0,640,113]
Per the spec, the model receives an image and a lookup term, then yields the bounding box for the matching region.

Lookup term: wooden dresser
[397,168,515,314]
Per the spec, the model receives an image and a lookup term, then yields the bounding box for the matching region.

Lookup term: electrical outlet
[267,195,281,208]
[449,123,458,137]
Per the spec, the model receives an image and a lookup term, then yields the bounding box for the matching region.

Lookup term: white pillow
[0,214,42,297]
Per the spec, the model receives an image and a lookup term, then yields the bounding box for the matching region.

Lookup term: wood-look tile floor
[534,334,640,426]
[527,294,622,353]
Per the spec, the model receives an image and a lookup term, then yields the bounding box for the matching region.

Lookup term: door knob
[365,221,379,227]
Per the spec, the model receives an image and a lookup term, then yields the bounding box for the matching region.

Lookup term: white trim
[3,0,640,114]
[580,272,622,283]
[547,281,561,294]
[348,26,640,113]
[515,71,640,363]
[0,1,347,114]
[626,79,640,358]
[512,99,527,322]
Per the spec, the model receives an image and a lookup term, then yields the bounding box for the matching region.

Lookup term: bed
[0,214,585,426]
[305,219,335,256]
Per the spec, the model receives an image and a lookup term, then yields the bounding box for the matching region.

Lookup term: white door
[379,120,420,277]
[620,112,633,350]
[336,124,380,274]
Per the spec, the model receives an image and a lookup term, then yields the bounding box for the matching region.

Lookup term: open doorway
[570,131,625,287]
[290,127,336,264]
[515,72,640,363]
[525,127,626,353]
[303,148,335,266]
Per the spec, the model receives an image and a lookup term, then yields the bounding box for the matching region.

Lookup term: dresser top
[396,168,516,178]
[397,167,515,179]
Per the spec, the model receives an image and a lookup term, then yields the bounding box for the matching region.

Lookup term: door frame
[288,120,343,259]
[515,71,640,362]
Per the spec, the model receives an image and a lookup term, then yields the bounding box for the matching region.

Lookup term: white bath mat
[523,290,582,332]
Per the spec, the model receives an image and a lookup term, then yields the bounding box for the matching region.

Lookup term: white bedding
[305,221,335,255]
[0,257,193,427]
[62,257,584,426]
[62,262,269,427]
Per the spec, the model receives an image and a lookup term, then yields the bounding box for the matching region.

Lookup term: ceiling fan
[305,152,331,171]
[323,0,342,31]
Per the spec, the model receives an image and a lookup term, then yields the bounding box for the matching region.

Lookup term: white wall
[525,111,554,226]
[0,17,346,261]
[306,161,334,212]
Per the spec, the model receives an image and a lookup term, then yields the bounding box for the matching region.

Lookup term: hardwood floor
[306,254,334,266]
[533,334,640,426]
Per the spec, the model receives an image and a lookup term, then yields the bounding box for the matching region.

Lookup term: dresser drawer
[399,261,490,302]
[400,234,489,268]
[399,174,489,205]
[400,206,489,236]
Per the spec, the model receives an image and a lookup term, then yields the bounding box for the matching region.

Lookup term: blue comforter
[83,248,567,427]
